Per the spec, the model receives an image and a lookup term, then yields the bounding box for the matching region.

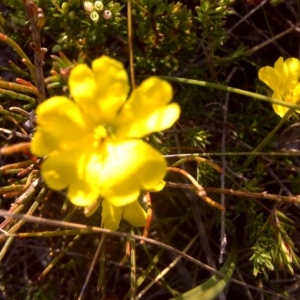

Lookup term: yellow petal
[102,186,140,208]
[148,180,166,192]
[122,103,180,138]
[271,91,288,117]
[31,131,54,158]
[92,56,129,122]
[258,66,280,94]
[145,103,180,133]
[274,57,300,94]
[272,83,300,117]
[99,140,167,207]
[293,83,300,113]
[272,103,289,118]
[66,149,105,206]
[68,64,100,123]
[41,150,78,190]
[116,77,179,138]
[133,77,173,106]
[67,177,100,207]
[101,200,123,230]
[69,64,96,102]
[123,201,147,227]
[259,57,300,97]
[127,77,173,110]
[31,97,89,157]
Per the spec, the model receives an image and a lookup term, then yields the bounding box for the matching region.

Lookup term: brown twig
[167,167,225,210]
[0,209,289,298]
[141,192,152,244]
[166,181,300,204]
[0,142,31,155]
[127,0,135,89]
[22,0,47,103]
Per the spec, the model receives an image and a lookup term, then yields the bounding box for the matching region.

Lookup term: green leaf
[171,242,236,300]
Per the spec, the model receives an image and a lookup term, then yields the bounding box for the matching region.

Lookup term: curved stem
[161,76,300,110]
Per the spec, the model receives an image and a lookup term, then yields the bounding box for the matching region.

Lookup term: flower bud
[84,1,94,13]
[61,2,69,13]
[103,10,112,19]
[69,10,77,20]
[95,1,104,11]
[90,11,100,22]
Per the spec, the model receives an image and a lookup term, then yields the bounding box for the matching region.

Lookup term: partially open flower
[258,57,300,117]
[83,1,94,13]
[31,56,180,229]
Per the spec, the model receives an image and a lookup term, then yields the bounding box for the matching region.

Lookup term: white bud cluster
[83,1,112,23]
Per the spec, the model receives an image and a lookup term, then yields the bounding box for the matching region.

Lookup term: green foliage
[45,51,85,92]
[131,0,195,71]
[288,172,300,195]
[172,241,236,300]
[190,129,211,149]
[197,162,218,186]
[1,0,300,299]
[242,178,263,193]
[250,210,300,279]
[195,0,234,51]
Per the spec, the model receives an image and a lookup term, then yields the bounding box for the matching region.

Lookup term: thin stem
[161,76,300,110]
[242,109,293,168]
[248,23,298,55]
[38,235,81,280]
[0,33,35,75]
[127,0,135,89]
[136,234,199,299]
[167,167,225,210]
[23,0,46,103]
[130,234,136,300]
[78,234,106,300]
[171,156,222,173]
[0,209,292,298]
[164,152,300,157]
[166,182,300,204]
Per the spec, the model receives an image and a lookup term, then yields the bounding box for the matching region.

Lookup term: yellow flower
[258,57,300,117]
[101,200,148,231]
[31,56,180,229]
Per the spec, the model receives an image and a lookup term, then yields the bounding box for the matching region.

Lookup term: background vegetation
[0,0,300,299]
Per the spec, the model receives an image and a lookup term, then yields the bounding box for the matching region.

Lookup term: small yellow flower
[258,57,300,117]
[31,56,180,229]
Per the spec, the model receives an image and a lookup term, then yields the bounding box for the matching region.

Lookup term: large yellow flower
[31,56,180,230]
[258,57,300,117]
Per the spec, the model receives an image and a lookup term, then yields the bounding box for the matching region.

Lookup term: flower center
[284,94,293,103]
[93,125,107,148]
[93,124,117,148]
[104,123,115,136]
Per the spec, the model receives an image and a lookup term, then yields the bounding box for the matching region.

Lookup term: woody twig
[166,181,300,205]
[22,0,47,103]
